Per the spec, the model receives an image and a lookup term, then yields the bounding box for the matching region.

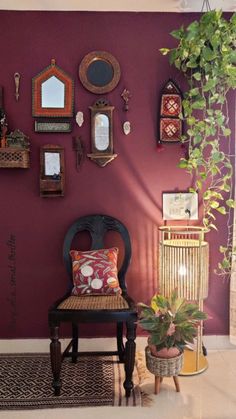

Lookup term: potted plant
[138,289,207,376]
[160,10,236,277]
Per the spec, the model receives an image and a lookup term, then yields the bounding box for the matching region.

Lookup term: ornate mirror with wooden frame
[40,144,65,197]
[79,51,121,94]
[32,59,74,132]
[87,98,117,167]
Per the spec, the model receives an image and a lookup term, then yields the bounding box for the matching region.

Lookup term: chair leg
[72,324,79,363]
[124,321,136,398]
[117,322,125,362]
[49,325,62,396]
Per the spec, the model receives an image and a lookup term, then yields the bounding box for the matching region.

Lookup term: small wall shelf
[0,147,30,168]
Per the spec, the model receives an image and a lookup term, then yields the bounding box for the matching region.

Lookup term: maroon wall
[0,11,234,338]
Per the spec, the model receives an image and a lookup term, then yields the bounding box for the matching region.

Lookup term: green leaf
[192,99,205,110]
[210,201,220,209]
[219,246,227,253]
[189,88,200,97]
[193,72,201,81]
[202,46,216,61]
[221,258,231,269]
[196,180,202,190]
[178,159,188,169]
[222,128,231,136]
[203,79,216,92]
[226,199,235,208]
[216,206,227,215]
[170,27,184,40]
[160,48,170,56]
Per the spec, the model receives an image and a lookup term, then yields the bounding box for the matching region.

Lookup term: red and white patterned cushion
[70,247,121,296]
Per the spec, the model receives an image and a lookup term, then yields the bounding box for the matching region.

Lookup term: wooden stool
[154,375,180,394]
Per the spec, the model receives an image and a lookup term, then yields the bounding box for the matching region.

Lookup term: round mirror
[87,60,114,87]
[79,51,121,94]
[94,113,109,151]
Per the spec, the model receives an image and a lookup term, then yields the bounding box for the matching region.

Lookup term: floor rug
[0,353,143,410]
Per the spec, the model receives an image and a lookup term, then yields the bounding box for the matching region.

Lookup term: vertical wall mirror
[87,99,117,167]
[32,59,74,132]
[40,144,65,197]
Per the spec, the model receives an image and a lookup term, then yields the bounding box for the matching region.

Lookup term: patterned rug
[0,353,143,410]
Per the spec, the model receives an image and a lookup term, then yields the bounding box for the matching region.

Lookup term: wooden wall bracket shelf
[87,153,117,167]
[0,147,30,168]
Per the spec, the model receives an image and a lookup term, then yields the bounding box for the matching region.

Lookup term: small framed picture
[162,192,198,220]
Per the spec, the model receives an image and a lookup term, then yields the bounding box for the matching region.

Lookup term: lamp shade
[159,226,209,301]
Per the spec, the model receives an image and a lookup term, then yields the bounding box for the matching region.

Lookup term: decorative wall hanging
[121,88,131,111]
[87,98,117,167]
[14,72,20,101]
[0,128,30,169]
[158,79,183,144]
[75,111,84,127]
[121,88,132,135]
[162,192,198,220]
[40,144,65,197]
[73,136,85,171]
[123,121,131,136]
[79,51,121,94]
[32,59,74,132]
[0,93,30,169]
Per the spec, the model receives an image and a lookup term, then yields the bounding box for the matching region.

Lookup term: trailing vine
[160,10,236,275]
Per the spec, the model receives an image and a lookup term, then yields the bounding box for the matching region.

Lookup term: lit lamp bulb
[178,264,187,276]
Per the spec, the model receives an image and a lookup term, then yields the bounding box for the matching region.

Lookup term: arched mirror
[94,113,109,151]
[79,51,121,94]
[88,99,117,167]
[32,59,74,132]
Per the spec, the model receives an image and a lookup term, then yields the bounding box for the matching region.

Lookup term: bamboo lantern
[159,226,209,375]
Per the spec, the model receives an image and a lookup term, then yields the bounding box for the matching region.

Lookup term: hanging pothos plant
[160,10,236,276]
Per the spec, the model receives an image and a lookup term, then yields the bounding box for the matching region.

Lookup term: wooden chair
[48,214,137,398]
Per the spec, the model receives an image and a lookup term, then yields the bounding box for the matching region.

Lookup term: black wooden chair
[48,214,137,398]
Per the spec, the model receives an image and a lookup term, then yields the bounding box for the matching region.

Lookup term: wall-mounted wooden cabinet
[40,144,65,197]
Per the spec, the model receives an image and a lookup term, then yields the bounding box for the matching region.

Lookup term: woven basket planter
[145,346,183,377]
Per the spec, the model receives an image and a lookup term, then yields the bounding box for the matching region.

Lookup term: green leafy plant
[138,290,207,352]
[160,10,236,275]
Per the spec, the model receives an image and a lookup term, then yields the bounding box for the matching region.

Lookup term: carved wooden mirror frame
[32,59,74,132]
[79,51,121,94]
[87,98,117,167]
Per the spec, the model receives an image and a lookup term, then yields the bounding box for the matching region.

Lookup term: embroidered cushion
[70,247,121,296]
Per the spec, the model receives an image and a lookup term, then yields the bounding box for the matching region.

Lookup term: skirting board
[0,336,235,353]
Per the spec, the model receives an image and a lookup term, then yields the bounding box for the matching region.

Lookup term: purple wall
[0,11,234,338]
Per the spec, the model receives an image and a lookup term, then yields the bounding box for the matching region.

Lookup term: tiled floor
[0,349,236,419]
